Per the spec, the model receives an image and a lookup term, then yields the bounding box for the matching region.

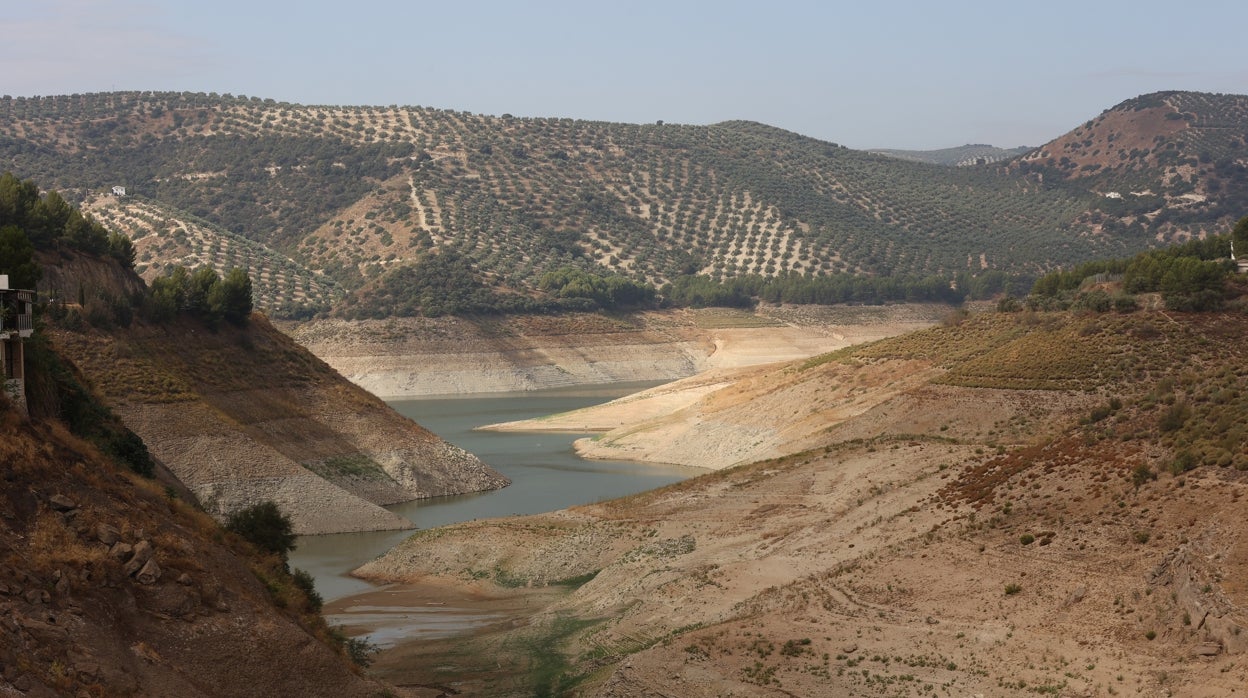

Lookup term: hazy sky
[4,0,1247,149]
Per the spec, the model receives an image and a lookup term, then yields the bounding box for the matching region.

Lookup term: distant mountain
[1,91,1245,318]
[869,143,1032,167]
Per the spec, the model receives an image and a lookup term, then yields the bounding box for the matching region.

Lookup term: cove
[288,382,703,603]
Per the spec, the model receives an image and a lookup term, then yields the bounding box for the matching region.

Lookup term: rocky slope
[37,251,507,535]
[0,401,394,697]
[47,315,507,535]
[282,304,946,398]
[349,310,1248,696]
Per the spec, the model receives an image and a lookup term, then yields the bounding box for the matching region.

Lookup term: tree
[225,501,296,559]
[185,266,222,323]
[0,225,40,289]
[211,267,253,325]
[1233,215,1248,256]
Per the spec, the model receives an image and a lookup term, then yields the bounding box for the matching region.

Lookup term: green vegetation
[5,90,1245,318]
[537,267,656,310]
[0,172,135,268]
[225,501,297,559]
[148,264,253,325]
[291,568,323,613]
[1030,224,1239,312]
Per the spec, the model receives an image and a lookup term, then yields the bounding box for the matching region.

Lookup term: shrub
[225,501,296,559]
[1019,534,1035,545]
[1158,401,1190,432]
[1131,463,1157,488]
[291,568,323,612]
[1004,583,1022,596]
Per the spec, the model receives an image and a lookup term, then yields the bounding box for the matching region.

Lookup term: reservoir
[288,382,703,602]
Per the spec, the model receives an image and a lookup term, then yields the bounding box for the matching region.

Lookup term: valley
[340,310,1248,697]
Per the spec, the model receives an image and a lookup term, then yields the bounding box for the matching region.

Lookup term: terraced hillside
[2,91,1245,318]
[82,195,345,317]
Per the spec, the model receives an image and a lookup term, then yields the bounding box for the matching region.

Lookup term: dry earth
[281,304,946,398]
[46,313,506,536]
[346,312,1248,697]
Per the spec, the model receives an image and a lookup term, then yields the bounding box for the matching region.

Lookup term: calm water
[288,382,703,602]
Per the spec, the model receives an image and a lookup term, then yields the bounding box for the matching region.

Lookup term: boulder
[135,559,162,585]
[96,523,121,546]
[123,541,154,577]
[48,494,77,512]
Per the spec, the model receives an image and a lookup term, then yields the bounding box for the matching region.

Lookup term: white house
[112,185,127,197]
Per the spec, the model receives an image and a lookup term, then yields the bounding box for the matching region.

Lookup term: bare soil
[348,312,1248,696]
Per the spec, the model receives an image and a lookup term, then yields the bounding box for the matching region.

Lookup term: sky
[4,0,1248,150]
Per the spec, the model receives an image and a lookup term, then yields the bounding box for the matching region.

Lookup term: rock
[123,541,154,577]
[108,542,133,562]
[13,673,33,691]
[842,643,858,654]
[23,589,43,605]
[96,523,121,546]
[17,617,66,643]
[176,573,192,586]
[48,494,77,512]
[1195,641,1222,656]
[135,559,162,585]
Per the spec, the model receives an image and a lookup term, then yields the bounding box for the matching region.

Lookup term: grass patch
[524,614,605,697]
[306,453,389,480]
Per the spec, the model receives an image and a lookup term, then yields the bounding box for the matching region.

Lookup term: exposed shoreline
[281,304,948,399]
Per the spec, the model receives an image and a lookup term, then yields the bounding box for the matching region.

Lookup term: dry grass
[27,511,109,569]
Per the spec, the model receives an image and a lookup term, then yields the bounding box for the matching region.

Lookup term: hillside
[346,309,1248,696]
[32,248,507,534]
[281,304,948,398]
[1017,91,1248,240]
[0,387,393,696]
[4,91,1245,318]
[869,143,1032,166]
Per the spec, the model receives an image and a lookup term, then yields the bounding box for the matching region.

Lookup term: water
[287,382,703,602]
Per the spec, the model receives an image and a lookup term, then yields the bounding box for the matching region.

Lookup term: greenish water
[288,382,702,602]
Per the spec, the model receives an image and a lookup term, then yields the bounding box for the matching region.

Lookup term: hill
[869,143,1032,166]
[3,91,1245,318]
[34,248,508,534]
[347,308,1248,696]
[0,400,399,696]
[0,173,508,533]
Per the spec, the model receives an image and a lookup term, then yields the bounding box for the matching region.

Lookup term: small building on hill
[1,274,36,414]
[112,185,126,197]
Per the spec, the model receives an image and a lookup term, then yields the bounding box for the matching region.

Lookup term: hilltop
[3,90,1246,319]
[345,308,1248,696]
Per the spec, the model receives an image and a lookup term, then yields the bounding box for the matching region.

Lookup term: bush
[1158,401,1190,432]
[291,568,323,612]
[225,501,296,558]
